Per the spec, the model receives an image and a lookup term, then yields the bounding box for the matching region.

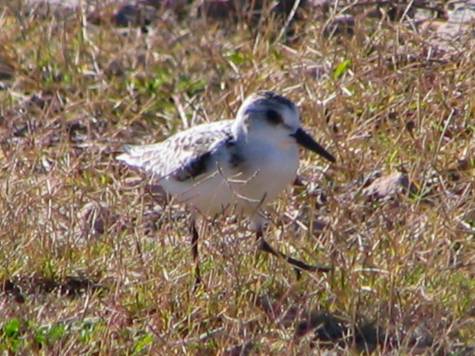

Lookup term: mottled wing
[117,120,233,181]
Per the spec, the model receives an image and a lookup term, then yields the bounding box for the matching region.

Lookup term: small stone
[363,172,415,200]
[418,1,475,54]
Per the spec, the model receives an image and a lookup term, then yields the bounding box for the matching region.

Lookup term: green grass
[1,1,474,354]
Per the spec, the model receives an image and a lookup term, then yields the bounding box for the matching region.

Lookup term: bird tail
[116,144,148,168]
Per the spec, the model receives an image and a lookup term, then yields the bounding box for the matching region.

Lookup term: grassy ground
[1,1,474,354]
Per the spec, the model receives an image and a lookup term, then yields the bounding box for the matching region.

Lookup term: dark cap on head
[253,91,296,110]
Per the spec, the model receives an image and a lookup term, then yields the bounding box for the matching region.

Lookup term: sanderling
[117,91,336,286]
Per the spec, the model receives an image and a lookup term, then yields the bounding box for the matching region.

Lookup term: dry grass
[1,1,474,354]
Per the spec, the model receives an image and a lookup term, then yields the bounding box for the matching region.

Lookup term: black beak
[291,128,336,163]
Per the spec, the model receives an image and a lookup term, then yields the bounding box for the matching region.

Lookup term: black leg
[256,229,332,273]
[190,220,202,289]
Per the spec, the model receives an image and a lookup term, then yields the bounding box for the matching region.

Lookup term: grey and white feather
[117,91,336,229]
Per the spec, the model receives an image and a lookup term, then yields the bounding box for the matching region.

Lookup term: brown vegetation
[1,0,474,353]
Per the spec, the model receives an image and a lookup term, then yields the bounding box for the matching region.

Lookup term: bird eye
[265,109,283,125]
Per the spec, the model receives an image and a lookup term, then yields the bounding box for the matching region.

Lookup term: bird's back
[117,120,233,181]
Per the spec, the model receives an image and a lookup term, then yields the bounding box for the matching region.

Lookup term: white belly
[161,143,299,217]
[162,172,240,216]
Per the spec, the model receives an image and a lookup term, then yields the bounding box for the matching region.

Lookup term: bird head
[234,91,336,163]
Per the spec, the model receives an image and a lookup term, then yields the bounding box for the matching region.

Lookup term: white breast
[234,140,299,207]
